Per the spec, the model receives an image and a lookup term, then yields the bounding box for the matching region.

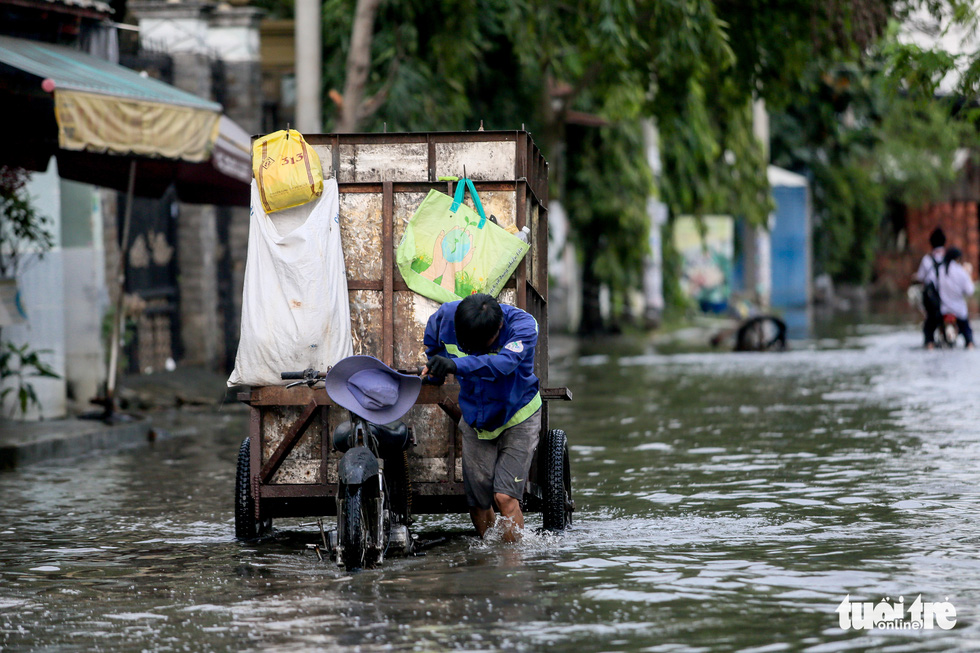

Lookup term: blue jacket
[424,301,540,438]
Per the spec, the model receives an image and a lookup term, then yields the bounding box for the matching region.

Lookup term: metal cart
[234,130,573,557]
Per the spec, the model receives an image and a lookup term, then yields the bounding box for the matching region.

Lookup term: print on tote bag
[396,178,529,304]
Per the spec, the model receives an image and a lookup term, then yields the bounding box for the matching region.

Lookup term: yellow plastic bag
[251,129,323,213]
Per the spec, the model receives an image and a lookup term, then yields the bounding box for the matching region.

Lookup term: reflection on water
[2,325,980,651]
[780,304,811,340]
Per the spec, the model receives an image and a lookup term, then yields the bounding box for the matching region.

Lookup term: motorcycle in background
[940,314,961,348]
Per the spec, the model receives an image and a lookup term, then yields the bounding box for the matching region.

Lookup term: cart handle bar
[280,366,424,383]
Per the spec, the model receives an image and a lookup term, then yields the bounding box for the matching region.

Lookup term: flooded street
[3,318,980,652]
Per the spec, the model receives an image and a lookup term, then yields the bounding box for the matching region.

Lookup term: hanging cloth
[228,178,353,386]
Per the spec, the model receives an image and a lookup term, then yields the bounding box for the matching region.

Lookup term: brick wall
[907,201,980,277]
[873,201,979,298]
[872,251,912,297]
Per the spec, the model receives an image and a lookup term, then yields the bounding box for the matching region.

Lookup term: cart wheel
[339,485,368,570]
[542,429,572,532]
[235,438,271,539]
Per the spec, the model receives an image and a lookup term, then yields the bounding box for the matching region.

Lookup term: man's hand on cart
[421,356,455,385]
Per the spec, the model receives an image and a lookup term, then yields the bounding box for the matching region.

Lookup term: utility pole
[294,0,321,132]
[744,98,772,309]
[641,119,667,329]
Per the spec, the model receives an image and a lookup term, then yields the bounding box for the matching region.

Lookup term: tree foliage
[565,121,654,332]
[319,0,543,133]
[0,166,53,278]
[771,10,980,284]
[1,341,60,418]
[267,0,980,318]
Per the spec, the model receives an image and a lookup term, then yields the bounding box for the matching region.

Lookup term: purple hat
[325,355,421,423]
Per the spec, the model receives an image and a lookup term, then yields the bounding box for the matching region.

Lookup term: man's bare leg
[470,506,495,537]
[494,493,524,543]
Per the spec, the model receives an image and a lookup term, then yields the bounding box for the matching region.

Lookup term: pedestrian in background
[916,227,947,348]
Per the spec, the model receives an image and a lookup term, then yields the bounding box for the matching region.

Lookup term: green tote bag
[396,178,530,304]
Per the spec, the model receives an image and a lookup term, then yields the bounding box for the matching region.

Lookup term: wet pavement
[2,317,980,651]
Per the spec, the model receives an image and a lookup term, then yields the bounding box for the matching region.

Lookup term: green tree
[0,166,53,279]
[771,14,980,285]
[565,121,654,333]
[262,0,980,322]
[516,0,910,326]
[320,0,540,133]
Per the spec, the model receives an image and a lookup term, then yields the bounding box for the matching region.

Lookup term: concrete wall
[176,204,221,366]
[60,179,108,407]
[131,0,262,372]
[546,201,581,333]
[1,160,66,419]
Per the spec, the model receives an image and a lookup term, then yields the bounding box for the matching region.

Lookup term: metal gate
[121,187,183,374]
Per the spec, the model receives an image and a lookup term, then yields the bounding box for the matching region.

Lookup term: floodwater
[2,318,980,652]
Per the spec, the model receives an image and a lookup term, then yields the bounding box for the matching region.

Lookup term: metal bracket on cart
[284,368,327,388]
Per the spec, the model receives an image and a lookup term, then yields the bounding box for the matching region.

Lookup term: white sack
[228,179,353,386]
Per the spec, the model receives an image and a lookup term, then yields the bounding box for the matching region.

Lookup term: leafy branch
[1,342,60,418]
[0,166,53,278]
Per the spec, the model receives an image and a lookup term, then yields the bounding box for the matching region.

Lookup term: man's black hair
[930,227,946,249]
[455,293,503,351]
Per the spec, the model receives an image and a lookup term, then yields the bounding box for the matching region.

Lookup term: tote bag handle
[450,177,487,229]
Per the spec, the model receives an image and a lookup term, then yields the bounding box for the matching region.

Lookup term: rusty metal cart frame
[236,130,571,539]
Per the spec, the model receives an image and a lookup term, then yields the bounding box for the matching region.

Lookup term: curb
[0,421,152,470]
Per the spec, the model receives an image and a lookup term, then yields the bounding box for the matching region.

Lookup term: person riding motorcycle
[930,247,976,349]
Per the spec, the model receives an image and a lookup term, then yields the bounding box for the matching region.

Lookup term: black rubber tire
[235,438,270,539]
[340,485,367,571]
[942,322,959,348]
[542,429,572,532]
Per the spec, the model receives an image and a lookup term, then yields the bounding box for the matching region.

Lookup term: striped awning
[0,35,222,163]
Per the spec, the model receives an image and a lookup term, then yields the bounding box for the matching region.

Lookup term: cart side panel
[349,289,384,357]
[318,143,335,180]
[477,191,517,230]
[310,144,332,178]
[393,291,436,370]
[338,142,428,182]
[402,404,459,482]
[434,141,516,181]
[340,192,383,280]
[261,405,325,484]
[325,407,347,484]
[526,198,538,295]
[392,190,429,247]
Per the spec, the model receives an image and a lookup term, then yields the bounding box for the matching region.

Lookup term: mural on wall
[674,215,734,313]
